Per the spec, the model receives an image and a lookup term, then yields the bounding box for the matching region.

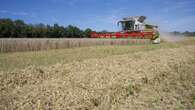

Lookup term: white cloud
[161,0,195,13]
[151,0,195,31]
[0,10,29,16]
[0,10,9,13]
[50,0,79,6]
[13,12,28,16]
[150,15,195,32]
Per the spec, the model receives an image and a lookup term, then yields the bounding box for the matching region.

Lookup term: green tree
[0,18,93,38]
[53,23,63,38]
[14,19,26,37]
[0,18,15,38]
[65,25,83,38]
[83,28,92,38]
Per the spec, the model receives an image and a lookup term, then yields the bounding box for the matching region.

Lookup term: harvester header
[91,16,160,44]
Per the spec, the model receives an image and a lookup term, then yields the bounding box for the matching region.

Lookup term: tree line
[1,18,194,38]
[170,31,195,36]
[0,18,93,38]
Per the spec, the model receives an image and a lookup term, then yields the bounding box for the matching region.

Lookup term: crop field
[0,37,195,110]
[0,38,151,53]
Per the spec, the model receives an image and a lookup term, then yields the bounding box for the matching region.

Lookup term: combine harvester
[91,16,160,44]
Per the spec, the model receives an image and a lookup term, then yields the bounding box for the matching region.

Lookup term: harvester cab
[118,16,146,32]
[91,16,160,44]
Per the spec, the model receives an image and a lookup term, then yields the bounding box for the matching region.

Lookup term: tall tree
[84,28,92,38]
[14,19,26,37]
[0,18,15,38]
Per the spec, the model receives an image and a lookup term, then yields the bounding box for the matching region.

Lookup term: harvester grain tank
[91,16,160,44]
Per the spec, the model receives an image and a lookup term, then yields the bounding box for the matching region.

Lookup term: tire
[152,37,160,44]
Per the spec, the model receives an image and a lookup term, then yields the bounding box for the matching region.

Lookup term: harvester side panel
[91,31,154,39]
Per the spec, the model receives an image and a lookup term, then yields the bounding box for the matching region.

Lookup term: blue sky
[0,0,195,32]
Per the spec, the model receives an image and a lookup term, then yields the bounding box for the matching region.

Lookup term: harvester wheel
[152,37,160,44]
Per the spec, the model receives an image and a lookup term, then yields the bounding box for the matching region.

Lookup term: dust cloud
[160,32,185,42]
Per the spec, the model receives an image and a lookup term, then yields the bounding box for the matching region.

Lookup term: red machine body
[91,31,154,39]
[90,16,159,42]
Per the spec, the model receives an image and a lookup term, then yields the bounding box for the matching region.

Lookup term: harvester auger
[91,16,160,44]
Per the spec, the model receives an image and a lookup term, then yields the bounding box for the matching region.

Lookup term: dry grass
[0,37,195,110]
[0,43,180,72]
[0,38,151,52]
